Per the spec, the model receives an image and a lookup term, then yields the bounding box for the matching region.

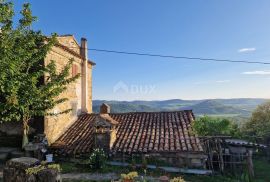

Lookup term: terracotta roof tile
[52,110,203,155]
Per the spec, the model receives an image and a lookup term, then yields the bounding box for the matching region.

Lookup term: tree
[0,1,79,148]
[193,115,240,137]
[243,101,270,142]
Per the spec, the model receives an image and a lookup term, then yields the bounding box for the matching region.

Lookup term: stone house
[1,34,206,168]
[52,104,207,168]
[44,35,95,144]
[0,35,95,146]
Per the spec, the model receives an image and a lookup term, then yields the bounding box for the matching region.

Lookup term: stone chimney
[80,38,89,113]
[100,103,110,114]
[94,104,118,153]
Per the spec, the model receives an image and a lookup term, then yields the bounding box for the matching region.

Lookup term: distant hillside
[183,100,250,116]
[93,103,158,113]
[93,98,268,117]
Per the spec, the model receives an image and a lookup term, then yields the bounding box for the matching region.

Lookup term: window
[72,64,78,77]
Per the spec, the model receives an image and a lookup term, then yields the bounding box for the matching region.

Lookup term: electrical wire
[84,48,270,65]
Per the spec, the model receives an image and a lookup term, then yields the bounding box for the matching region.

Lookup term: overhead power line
[68,47,270,65]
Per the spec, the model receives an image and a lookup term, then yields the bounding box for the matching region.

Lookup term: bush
[25,163,61,175]
[120,171,138,181]
[243,101,270,142]
[170,177,186,182]
[193,115,240,137]
[89,148,107,170]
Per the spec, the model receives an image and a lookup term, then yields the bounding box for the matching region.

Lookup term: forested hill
[93,98,268,117]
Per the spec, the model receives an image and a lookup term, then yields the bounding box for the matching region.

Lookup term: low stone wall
[3,157,61,182]
[112,152,207,169]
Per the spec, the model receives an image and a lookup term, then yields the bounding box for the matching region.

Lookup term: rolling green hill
[93,98,268,118]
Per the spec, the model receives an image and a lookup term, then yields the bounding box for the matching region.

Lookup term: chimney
[80,38,88,59]
[100,103,110,114]
[95,104,117,153]
[81,38,88,113]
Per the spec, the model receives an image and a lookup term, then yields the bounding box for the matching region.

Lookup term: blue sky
[14,0,270,100]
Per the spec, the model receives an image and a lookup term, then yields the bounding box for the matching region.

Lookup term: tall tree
[244,101,270,142]
[193,115,240,137]
[0,1,79,147]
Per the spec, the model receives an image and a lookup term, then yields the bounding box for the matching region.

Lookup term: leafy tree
[243,101,270,142]
[0,1,79,147]
[89,148,107,170]
[193,115,240,137]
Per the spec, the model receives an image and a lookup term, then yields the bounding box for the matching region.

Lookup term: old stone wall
[3,157,61,182]
[44,46,83,144]
[0,122,35,147]
[95,132,110,153]
[112,152,207,168]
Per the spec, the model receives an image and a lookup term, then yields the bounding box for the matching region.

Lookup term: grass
[59,157,270,182]
[61,161,129,174]
[0,157,268,182]
[252,157,270,182]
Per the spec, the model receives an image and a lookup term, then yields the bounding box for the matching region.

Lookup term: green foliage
[170,177,186,182]
[89,148,107,170]
[0,0,79,147]
[25,165,45,175]
[243,101,270,141]
[48,164,61,172]
[60,162,78,174]
[25,163,61,175]
[193,115,240,137]
[120,171,138,180]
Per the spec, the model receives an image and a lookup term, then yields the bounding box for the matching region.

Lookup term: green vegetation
[120,171,138,181]
[170,177,186,182]
[60,161,129,174]
[243,101,270,142]
[25,163,61,175]
[89,149,107,170]
[58,157,270,182]
[0,0,79,147]
[193,115,240,137]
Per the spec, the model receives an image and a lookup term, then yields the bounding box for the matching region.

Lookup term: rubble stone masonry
[44,36,93,144]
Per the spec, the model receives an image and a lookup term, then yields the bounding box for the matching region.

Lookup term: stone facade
[44,35,94,144]
[3,157,61,182]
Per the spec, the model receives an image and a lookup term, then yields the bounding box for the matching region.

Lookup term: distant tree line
[193,101,270,144]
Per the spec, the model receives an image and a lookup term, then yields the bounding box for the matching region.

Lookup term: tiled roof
[51,114,96,155]
[99,114,119,125]
[51,110,204,155]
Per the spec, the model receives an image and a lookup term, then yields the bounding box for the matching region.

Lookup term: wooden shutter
[72,64,78,77]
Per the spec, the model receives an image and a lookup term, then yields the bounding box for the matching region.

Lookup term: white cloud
[215,80,230,83]
[242,70,270,75]
[238,48,256,53]
[194,80,230,85]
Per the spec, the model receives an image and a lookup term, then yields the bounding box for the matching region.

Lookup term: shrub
[47,164,61,172]
[89,148,107,170]
[25,163,61,175]
[170,177,186,182]
[121,171,138,181]
[193,115,240,137]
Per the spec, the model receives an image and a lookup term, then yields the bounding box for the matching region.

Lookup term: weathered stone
[0,153,9,162]
[10,151,25,159]
[3,157,61,182]
[26,174,36,182]
[0,147,17,153]
[6,157,39,170]
[36,169,62,182]
[159,176,169,182]
[44,36,93,144]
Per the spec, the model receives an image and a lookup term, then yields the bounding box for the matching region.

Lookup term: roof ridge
[108,110,193,115]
